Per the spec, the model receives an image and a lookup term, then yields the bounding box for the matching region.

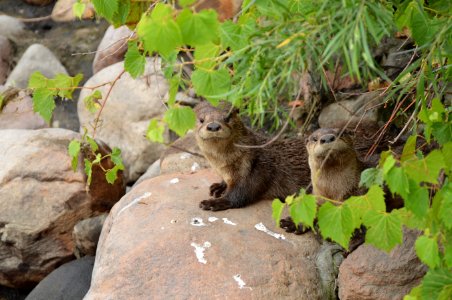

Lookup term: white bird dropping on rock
[169,178,179,184]
[254,222,286,240]
[191,241,211,264]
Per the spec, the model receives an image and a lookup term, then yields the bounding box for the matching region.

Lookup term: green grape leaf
[191,68,231,104]
[73,2,86,19]
[404,150,445,184]
[195,42,220,70]
[404,180,429,218]
[110,147,123,167]
[84,159,93,186]
[401,135,417,162]
[422,268,452,300]
[176,9,219,46]
[290,193,317,229]
[124,42,145,78]
[359,167,383,188]
[363,209,403,252]
[399,207,426,230]
[28,71,48,89]
[111,0,130,27]
[54,73,83,99]
[137,4,182,57]
[164,106,196,137]
[179,0,197,7]
[92,0,118,20]
[382,154,396,174]
[272,199,285,227]
[32,88,55,123]
[146,119,165,143]
[86,136,98,152]
[220,18,255,51]
[106,164,123,184]
[415,235,440,269]
[439,183,452,229]
[431,122,452,145]
[168,75,180,107]
[385,166,409,197]
[443,142,452,174]
[83,90,102,113]
[318,202,354,249]
[347,185,386,229]
[68,140,81,171]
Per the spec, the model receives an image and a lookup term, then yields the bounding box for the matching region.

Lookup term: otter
[306,128,367,203]
[193,101,311,211]
[280,128,367,234]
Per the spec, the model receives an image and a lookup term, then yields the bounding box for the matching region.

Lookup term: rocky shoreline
[0,1,426,300]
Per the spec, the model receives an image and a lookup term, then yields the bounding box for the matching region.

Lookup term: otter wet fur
[193,101,311,211]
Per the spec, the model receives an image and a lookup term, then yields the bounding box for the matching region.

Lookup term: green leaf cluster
[68,135,125,186]
[28,72,83,123]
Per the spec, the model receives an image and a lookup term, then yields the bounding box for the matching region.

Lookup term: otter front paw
[209,182,227,198]
[279,217,310,235]
[199,198,232,211]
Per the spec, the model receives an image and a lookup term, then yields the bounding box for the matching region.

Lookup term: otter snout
[320,134,336,144]
[207,122,222,132]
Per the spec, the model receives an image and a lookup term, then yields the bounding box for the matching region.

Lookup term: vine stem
[92,69,126,138]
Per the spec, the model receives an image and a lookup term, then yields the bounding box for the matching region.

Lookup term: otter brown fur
[306,128,367,203]
[193,101,311,211]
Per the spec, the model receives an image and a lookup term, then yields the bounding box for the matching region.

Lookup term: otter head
[193,101,242,143]
[306,128,355,169]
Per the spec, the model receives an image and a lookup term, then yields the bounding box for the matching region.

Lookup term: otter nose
[206,122,222,132]
[320,134,336,144]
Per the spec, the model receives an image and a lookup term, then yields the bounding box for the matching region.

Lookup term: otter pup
[194,101,311,211]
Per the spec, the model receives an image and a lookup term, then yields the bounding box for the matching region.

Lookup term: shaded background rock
[132,159,161,188]
[0,36,13,85]
[160,132,209,175]
[51,0,95,22]
[318,91,384,128]
[25,256,94,300]
[78,59,169,182]
[5,43,67,89]
[0,128,125,288]
[73,214,107,258]
[92,25,132,75]
[86,170,326,299]
[0,16,25,43]
[338,228,427,300]
[0,88,48,129]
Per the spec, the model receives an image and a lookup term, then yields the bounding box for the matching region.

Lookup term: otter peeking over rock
[306,128,368,203]
[280,128,367,234]
[193,101,311,211]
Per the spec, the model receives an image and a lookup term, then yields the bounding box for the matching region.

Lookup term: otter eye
[312,136,318,142]
[199,118,204,124]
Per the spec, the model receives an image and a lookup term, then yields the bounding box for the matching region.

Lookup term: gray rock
[73,215,108,258]
[160,132,209,175]
[25,256,94,300]
[133,159,161,188]
[0,36,12,85]
[319,91,384,128]
[92,25,132,74]
[0,128,125,288]
[52,0,95,22]
[0,88,48,129]
[338,228,427,300]
[78,58,169,182]
[86,170,325,299]
[316,241,345,300]
[6,44,67,89]
[0,16,25,43]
